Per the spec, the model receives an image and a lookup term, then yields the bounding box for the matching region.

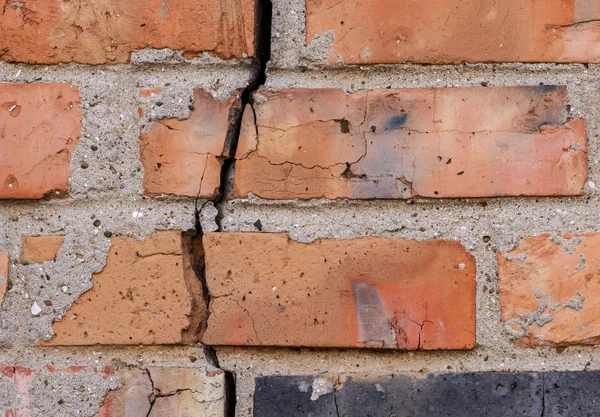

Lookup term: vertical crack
[213,0,272,231]
[540,373,546,417]
[189,2,272,417]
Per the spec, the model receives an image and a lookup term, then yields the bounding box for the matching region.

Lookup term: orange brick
[202,233,476,350]
[499,233,600,347]
[0,84,81,199]
[141,90,240,198]
[234,86,588,200]
[19,236,63,264]
[0,0,254,64]
[306,0,600,64]
[39,232,204,346]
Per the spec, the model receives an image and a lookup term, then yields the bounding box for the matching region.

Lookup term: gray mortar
[0,62,253,200]
[211,63,600,416]
[28,366,117,417]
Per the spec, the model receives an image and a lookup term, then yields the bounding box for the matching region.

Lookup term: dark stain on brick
[535,84,562,95]
[254,376,338,417]
[384,113,408,130]
[351,280,396,348]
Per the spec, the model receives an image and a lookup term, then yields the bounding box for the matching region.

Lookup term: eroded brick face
[40,232,205,346]
[0,84,81,199]
[140,89,240,198]
[202,233,476,350]
[0,0,255,64]
[234,87,588,200]
[499,233,600,347]
[306,0,600,64]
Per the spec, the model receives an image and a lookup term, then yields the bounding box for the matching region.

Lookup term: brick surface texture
[0,0,255,64]
[0,84,81,199]
[202,232,476,349]
[1,0,600,415]
[235,86,588,199]
[306,0,600,64]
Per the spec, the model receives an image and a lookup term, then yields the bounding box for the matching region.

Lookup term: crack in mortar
[190,1,272,416]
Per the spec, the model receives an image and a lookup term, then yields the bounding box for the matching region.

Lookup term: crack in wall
[189,1,272,416]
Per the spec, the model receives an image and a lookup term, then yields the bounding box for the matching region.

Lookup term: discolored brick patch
[234,86,587,200]
[0,84,81,199]
[499,233,600,347]
[202,232,476,350]
[306,0,600,64]
[95,367,225,417]
[0,0,255,64]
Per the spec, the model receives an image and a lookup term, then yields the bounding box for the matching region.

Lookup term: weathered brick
[306,0,600,64]
[96,367,225,417]
[19,235,64,265]
[0,84,81,199]
[235,87,587,200]
[39,232,205,346]
[499,233,600,347]
[0,251,7,308]
[0,0,254,64]
[141,89,240,198]
[254,373,545,417]
[202,232,476,349]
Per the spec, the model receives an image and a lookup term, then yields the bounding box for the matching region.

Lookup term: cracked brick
[140,89,242,199]
[499,233,600,347]
[202,232,476,350]
[0,0,255,64]
[306,0,600,64]
[0,84,81,199]
[234,86,588,200]
[39,232,206,346]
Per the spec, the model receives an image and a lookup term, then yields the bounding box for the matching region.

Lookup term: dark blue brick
[254,375,337,417]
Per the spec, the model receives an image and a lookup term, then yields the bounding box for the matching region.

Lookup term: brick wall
[1,0,599,416]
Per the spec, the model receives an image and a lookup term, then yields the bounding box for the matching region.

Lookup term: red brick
[141,89,240,198]
[202,233,476,350]
[0,0,254,64]
[499,233,600,347]
[306,0,600,64]
[39,232,204,346]
[234,86,588,200]
[19,235,63,265]
[0,84,81,199]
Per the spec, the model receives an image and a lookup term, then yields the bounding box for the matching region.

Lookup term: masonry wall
[1,1,600,416]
